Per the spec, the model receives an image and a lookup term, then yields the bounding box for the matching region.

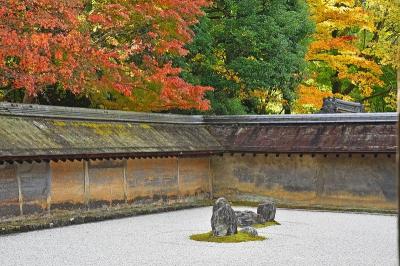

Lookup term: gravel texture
[0,207,397,266]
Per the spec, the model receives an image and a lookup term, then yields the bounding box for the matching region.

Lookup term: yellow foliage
[305,0,384,99]
[365,0,400,69]
[333,93,353,101]
[250,89,286,113]
[384,91,397,110]
[105,36,119,46]
[211,49,241,84]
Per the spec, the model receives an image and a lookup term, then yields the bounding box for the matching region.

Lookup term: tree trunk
[332,71,341,94]
[397,68,400,113]
[22,92,35,104]
[397,67,399,216]
[283,104,291,114]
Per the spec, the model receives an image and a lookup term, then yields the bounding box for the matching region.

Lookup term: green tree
[181,0,314,114]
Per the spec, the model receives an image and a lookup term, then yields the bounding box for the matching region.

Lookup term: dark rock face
[257,201,276,221]
[235,210,265,227]
[211,198,238,236]
[240,226,258,237]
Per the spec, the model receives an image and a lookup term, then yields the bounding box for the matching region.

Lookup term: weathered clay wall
[0,157,211,218]
[51,161,85,209]
[0,164,19,216]
[211,154,397,210]
[17,163,51,215]
[127,158,178,203]
[179,158,211,198]
[88,160,126,208]
[126,157,211,203]
[0,153,397,218]
[0,162,51,216]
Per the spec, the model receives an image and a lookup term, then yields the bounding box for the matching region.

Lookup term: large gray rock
[235,210,265,227]
[257,200,276,221]
[211,198,238,236]
[240,226,258,237]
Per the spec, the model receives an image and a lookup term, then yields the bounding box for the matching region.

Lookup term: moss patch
[140,123,152,129]
[52,121,67,127]
[252,220,280,229]
[190,231,266,243]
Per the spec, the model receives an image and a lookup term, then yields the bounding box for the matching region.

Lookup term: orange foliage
[295,84,333,112]
[87,0,213,111]
[0,0,103,95]
[0,0,212,111]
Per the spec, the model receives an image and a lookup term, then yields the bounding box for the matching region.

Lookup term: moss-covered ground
[190,218,280,243]
[251,220,280,229]
[190,231,266,243]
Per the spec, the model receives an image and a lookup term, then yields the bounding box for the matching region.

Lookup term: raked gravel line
[0,207,397,266]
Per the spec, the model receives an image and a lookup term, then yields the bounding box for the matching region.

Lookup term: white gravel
[0,207,397,266]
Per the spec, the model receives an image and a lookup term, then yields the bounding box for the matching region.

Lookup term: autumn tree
[85,0,212,111]
[0,0,212,112]
[295,0,383,113]
[180,0,313,114]
[0,0,116,103]
[365,0,400,112]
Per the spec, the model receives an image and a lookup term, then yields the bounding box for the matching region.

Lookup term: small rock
[211,198,238,237]
[240,226,258,237]
[70,217,75,222]
[257,200,276,221]
[235,210,265,227]
[49,223,54,228]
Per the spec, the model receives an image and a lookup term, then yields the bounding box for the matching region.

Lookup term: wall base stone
[0,200,212,235]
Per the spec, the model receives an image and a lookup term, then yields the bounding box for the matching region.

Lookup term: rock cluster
[210,198,276,237]
[211,198,238,236]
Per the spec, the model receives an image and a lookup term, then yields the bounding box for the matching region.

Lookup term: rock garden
[190,198,279,243]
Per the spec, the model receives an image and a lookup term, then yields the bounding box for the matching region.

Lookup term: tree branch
[360,85,395,102]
